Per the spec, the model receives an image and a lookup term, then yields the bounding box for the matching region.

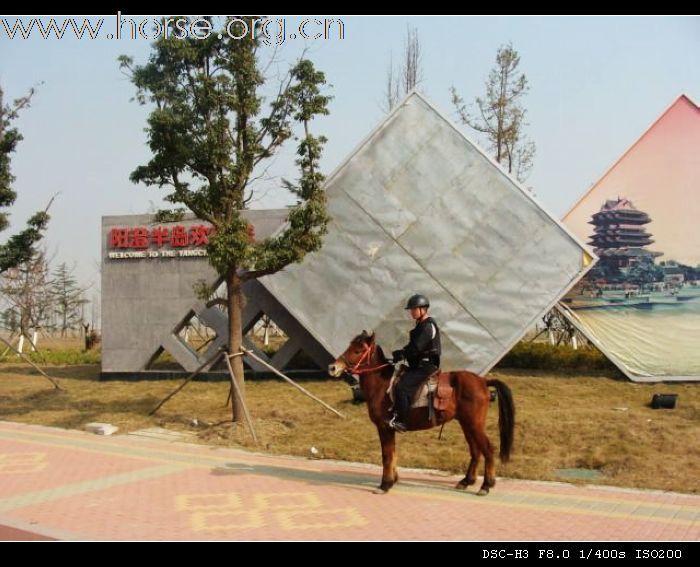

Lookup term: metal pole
[240,347,345,419]
[149,349,224,415]
[0,336,62,390]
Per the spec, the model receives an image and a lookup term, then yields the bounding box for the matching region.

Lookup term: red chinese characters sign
[107,224,214,260]
[110,225,212,249]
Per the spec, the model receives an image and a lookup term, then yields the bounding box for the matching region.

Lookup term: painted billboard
[561,95,700,381]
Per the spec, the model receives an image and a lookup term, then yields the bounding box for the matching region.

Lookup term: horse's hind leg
[473,427,496,496]
[455,421,479,490]
[457,416,495,495]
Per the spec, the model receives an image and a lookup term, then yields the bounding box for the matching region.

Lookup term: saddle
[389,366,454,422]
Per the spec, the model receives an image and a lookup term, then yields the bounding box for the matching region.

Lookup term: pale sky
[1,15,699,295]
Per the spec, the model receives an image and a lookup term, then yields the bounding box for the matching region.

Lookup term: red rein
[348,343,392,374]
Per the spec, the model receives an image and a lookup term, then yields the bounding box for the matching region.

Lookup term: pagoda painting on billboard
[561,95,700,381]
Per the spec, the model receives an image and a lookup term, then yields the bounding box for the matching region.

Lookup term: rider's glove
[392,349,405,362]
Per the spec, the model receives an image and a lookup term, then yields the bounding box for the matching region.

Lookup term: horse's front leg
[374,426,398,494]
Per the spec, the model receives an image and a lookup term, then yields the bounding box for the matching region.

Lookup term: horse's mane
[375,344,388,363]
[351,330,374,344]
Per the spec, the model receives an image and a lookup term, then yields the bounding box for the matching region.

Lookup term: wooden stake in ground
[224,352,258,445]
[149,349,224,415]
[241,347,345,419]
[0,335,62,390]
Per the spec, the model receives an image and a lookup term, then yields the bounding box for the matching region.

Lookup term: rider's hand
[392,349,404,362]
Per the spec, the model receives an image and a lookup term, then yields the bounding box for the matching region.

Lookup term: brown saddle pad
[433,372,453,411]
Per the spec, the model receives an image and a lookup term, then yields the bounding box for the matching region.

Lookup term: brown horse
[328,331,515,495]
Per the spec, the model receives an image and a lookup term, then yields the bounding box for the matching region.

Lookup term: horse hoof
[373,487,389,495]
[477,488,490,496]
[455,481,468,490]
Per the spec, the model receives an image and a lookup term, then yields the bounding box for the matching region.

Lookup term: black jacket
[400,317,441,368]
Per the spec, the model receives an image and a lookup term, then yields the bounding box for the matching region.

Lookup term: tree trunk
[226,271,246,424]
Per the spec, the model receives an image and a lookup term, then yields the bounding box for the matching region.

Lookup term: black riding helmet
[405,294,429,309]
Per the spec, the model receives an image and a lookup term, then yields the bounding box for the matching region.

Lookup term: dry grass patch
[1,363,698,494]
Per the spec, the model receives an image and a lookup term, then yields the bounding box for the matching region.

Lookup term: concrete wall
[101,212,333,376]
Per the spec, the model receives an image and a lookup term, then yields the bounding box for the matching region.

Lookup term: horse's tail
[486,379,515,463]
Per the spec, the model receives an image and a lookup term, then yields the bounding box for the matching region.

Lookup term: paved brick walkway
[0,421,697,541]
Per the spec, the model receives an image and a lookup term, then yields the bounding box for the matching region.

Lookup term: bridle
[340,341,392,375]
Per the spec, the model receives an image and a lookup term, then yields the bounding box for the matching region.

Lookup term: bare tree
[384,26,423,112]
[0,250,52,351]
[451,43,536,183]
[384,53,401,113]
[402,26,422,93]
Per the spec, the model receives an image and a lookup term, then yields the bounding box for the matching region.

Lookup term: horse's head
[328,330,376,377]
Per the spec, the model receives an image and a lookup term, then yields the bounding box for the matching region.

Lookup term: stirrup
[385,415,407,433]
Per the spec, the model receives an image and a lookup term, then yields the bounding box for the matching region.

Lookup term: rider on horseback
[386,294,441,432]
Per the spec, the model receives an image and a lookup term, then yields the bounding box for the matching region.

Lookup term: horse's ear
[368,331,376,344]
[361,329,368,338]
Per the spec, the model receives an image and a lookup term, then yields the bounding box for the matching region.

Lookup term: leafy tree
[451,43,535,183]
[120,17,331,422]
[51,262,88,337]
[672,262,699,283]
[0,85,50,273]
[627,260,659,292]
